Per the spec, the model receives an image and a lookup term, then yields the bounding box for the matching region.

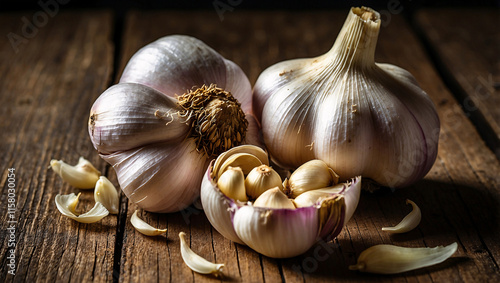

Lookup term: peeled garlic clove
[217,153,263,179]
[286,159,339,198]
[50,157,100,189]
[253,187,295,209]
[212,144,269,179]
[245,165,283,199]
[349,242,458,274]
[179,232,224,276]
[293,183,344,208]
[382,199,421,233]
[94,176,119,214]
[55,193,109,223]
[217,167,248,202]
[130,210,167,236]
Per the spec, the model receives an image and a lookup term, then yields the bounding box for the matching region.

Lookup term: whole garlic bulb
[89,35,258,213]
[253,7,440,188]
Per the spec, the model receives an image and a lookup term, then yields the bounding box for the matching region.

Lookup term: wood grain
[1,8,499,283]
[0,11,114,282]
[415,8,500,158]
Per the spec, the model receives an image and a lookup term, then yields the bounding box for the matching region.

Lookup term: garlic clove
[217,167,248,202]
[245,165,283,199]
[201,161,244,244]
[217,153,263,179]
[285,159,339,198]
[253,187,295,209]
[55,193,109,223]
[130,210,167,236]
[50,157,100,189]
[179,232,224,276]
[94,176,120,214]
[232,205,319,258]
[212,145,269,179]
[382,199,421,233]
[293,183,344,208]
[349,242,458,274]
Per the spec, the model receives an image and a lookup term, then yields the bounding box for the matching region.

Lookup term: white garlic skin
[253,7,440,188]
[89,35,256,213]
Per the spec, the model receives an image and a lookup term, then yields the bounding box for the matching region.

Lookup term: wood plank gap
[112,195,128,283]
[409,15,500,161]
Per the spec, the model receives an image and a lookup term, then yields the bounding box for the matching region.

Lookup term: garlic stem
[349,243,458,274]
[382,199,421,233]
[130,210,167,236]
[179,232,224,276]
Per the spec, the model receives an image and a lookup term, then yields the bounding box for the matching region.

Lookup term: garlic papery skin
[55,193,109,223]
[252,187,295,209]
[200,145,362,258]
[253,7,440,188]
[217,166,248,202]
[89,35,257,213]
[50,157,100,189]
[94,176,119,214]
[179,232,224,276]
[245,165,283,199]
[130,210,167,236]
[382,199,421,233]
[349,242,458,274]
[284,159,339,198]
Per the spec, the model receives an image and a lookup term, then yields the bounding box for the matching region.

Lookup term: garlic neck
[177,84,248,157]
[327,7,381,70]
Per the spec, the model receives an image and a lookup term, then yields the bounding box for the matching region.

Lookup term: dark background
[3,0,499,12]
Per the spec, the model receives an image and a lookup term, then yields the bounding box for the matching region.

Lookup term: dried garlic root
[179,232,224,276]
[382,199,421,233]
[130,210,167,236]
[50,157,100,189]
[55,193,109,223]
[349,242,458,274]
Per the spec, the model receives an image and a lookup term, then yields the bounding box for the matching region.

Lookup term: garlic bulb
[89,35,258,213]
[253,7,440,188]
[201,145,361,258]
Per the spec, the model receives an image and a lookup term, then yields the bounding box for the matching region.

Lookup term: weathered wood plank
[0,11,114,282]
[415,8,500,158]
[114,9,500,283]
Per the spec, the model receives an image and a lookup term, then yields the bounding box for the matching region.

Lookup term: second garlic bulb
[253,7,440,188]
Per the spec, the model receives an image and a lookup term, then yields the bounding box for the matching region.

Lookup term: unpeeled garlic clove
[293,183,344,208]
[245,165,283,199]
[382,199,421,233]
[212,145,269,179]
[217,153,263,179]
[55,193,109,223]
[130,210,167,236]
[217,167,248,202]
[253,187,295,209]
[94,176,119,214]
[50,157,100,189]
[285,159,339,198]
[349,242,458,274]
[179,232,224,276]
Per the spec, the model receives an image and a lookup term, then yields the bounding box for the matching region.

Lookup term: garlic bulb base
[178,84,248,157]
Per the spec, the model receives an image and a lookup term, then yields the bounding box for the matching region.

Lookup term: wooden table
[1,7,499,282]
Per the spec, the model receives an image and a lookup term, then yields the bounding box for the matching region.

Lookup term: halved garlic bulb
[89,35,258,213]
[253,7,440,188]
[50,157,100,189]
[245,165,283,199]
[200,145,361,258]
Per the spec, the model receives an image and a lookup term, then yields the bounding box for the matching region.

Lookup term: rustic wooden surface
[415,8,500,159]
[1,8,500,283]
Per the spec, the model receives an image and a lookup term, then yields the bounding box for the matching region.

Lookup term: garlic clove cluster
[252,7,440,188]
[200,145,361,258]
[89,35,257,213]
